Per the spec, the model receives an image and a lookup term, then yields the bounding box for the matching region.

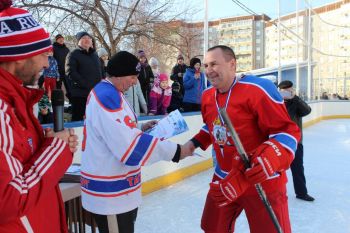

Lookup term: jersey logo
[27,137,34,154]
[81,177,90,188]
[126,173,141,187]
[212,117,227,146]
[124,115,137,129]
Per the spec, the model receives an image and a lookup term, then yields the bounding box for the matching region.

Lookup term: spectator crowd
[38,32,209,124]
[37,31,349,126]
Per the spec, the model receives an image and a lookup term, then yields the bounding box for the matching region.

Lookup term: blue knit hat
[76,31,92,42]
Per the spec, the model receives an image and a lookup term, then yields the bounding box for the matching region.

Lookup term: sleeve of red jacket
[249,79,301,171]
[193,124,212,150]
[0,115,72,224]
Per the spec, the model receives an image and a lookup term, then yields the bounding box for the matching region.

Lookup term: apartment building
[153,15,269,73]
[312,0,350,96]
[150,0,350,98]
[265,13,308,67]
[265,0,350,97]
[216,15,269,72]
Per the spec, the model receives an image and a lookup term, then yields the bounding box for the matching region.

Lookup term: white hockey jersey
[81,80,177,215]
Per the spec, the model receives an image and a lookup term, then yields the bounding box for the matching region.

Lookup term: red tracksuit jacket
[0,67,72,233]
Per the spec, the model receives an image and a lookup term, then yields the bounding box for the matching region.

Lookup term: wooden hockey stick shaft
[219,108,283,233]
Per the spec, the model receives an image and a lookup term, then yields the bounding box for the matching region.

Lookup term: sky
[136,119,350,232]
[191,0,339,21]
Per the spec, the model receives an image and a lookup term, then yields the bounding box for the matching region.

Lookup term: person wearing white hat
[97,48,109,79]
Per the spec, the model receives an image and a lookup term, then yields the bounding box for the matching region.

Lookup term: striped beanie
[0,0,52,62]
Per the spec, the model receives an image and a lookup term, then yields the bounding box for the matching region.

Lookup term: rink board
[67,100,350,195]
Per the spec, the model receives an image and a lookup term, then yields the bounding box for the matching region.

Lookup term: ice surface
[136,119,350,233]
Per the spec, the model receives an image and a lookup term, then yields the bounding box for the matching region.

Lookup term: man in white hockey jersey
[81,51,194,233]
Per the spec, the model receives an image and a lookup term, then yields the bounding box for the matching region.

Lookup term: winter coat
[284,95,311,143]
[137,64,154,103]
[99,58,107,79]
[0,67,72,233]
[43,56,60,78]
[170,64,187,95]
[66,47,102,98]
[167,81,183,113]
[149,84,172,115]
[53,42,70,78]
[124,80,147,116]
[183,68,206,104]
[151,68,160,87]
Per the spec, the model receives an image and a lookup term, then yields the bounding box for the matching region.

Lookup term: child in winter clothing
[149,73,172,115]
[37,80,53,124]
[167,81,184,112]
[38,93,53,124]
[97,48,109,79]
[42,51,60,99]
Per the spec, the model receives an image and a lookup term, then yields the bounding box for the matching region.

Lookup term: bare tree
[16,0,200,58]
[130,19,204,73]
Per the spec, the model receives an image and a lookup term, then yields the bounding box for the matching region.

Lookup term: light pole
[204,0,209,60]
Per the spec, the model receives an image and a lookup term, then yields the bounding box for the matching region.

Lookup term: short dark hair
[208,45,236,61]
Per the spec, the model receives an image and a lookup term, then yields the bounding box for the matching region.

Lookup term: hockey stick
[219,108,283,233]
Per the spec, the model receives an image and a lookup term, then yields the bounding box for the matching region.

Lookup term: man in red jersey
[0,1,78,232]
[184,45,300,233]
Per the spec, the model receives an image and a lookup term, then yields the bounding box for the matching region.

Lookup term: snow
[135,119,350,233]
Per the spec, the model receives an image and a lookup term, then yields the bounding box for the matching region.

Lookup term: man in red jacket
[0,1,79,232]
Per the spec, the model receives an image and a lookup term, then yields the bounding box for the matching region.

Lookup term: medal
[213,77,238,156]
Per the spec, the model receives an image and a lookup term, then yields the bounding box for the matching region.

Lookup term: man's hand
[44,128,79,153]
[67,128,79,153]
[209,170,250,207]
[141,120,158,131]
[179,141,196,160]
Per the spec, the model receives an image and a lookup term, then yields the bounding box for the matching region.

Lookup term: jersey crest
[212,117,227,145]
[124,115,137,129]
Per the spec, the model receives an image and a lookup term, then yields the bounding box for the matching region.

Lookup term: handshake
[179,141,197,160]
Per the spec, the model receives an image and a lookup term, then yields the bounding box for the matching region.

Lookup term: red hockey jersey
[194,75,300,186]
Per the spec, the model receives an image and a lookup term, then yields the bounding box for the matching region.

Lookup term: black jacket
[170,64,187,85]
[66,47,102,98]
[284,95,311,143]
[137,65,154,102]
[170,64,187,95]
[52,42,70,78]
[99,58,107,79]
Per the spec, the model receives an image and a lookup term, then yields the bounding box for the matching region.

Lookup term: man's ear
[231,59,236,71]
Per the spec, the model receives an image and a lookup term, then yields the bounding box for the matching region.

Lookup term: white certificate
[145,110,189,139]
